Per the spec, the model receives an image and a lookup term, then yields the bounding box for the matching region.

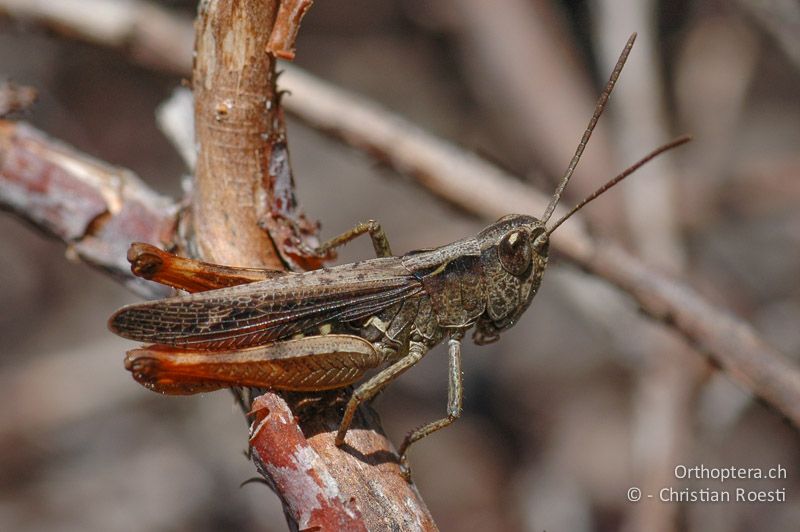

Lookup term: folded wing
[109,258,423,349]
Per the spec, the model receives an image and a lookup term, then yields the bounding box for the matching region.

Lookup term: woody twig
[1,1,800,527]
[185,1,434,529]
[0,1,437,530]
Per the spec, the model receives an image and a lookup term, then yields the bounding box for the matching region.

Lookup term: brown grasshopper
[109,33,688,475]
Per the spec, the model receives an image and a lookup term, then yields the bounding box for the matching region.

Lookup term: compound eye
[498,229,532,276]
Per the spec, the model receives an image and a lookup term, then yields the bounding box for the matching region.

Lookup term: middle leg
[398,332,464,478]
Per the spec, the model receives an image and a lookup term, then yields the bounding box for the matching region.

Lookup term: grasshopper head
[469,33,689,346]
[469,133,691,346]
[472,214,550,345]
[469,35,633,345]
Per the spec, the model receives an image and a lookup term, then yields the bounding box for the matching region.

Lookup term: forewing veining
[109,258,423,349]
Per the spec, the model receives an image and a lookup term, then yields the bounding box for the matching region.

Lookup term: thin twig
[276,64,800,427]
[267,0,314,60]
[595,4,700,530]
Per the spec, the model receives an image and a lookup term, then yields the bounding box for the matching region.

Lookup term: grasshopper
[109,34,688,475]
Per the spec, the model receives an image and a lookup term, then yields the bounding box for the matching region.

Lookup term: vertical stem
[193,0,283,268]
[190,1,437,529]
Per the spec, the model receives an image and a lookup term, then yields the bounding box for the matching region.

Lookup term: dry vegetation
[1,1,799,531]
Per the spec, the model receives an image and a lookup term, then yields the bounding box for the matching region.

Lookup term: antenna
[545,135,692,236]
[540,32,637,225]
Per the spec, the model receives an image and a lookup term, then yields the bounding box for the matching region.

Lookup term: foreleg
[316,219,392,258]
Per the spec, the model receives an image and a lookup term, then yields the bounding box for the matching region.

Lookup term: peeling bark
[249,394,368,531]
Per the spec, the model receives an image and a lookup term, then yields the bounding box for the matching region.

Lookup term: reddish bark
[268,0,314,60]
[248,394,367,532]
[0,120,175,298]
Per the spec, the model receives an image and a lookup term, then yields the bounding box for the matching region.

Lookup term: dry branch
[594,6,698,531]
[0,1,437,529]
[248,394,367,531]
[1,0,799,434]
[189,1,434,529]
[0,120,174,298]
[2,1,799,526]
[0,116,437,530]
[192,0,330,272]
[276,65,800,426]
[191,0,284,269]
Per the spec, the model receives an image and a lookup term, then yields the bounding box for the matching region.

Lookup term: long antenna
[545,135,692,236]
[540,32,637,224]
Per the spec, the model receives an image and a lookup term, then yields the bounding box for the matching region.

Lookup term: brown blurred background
[1,1,799,531]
